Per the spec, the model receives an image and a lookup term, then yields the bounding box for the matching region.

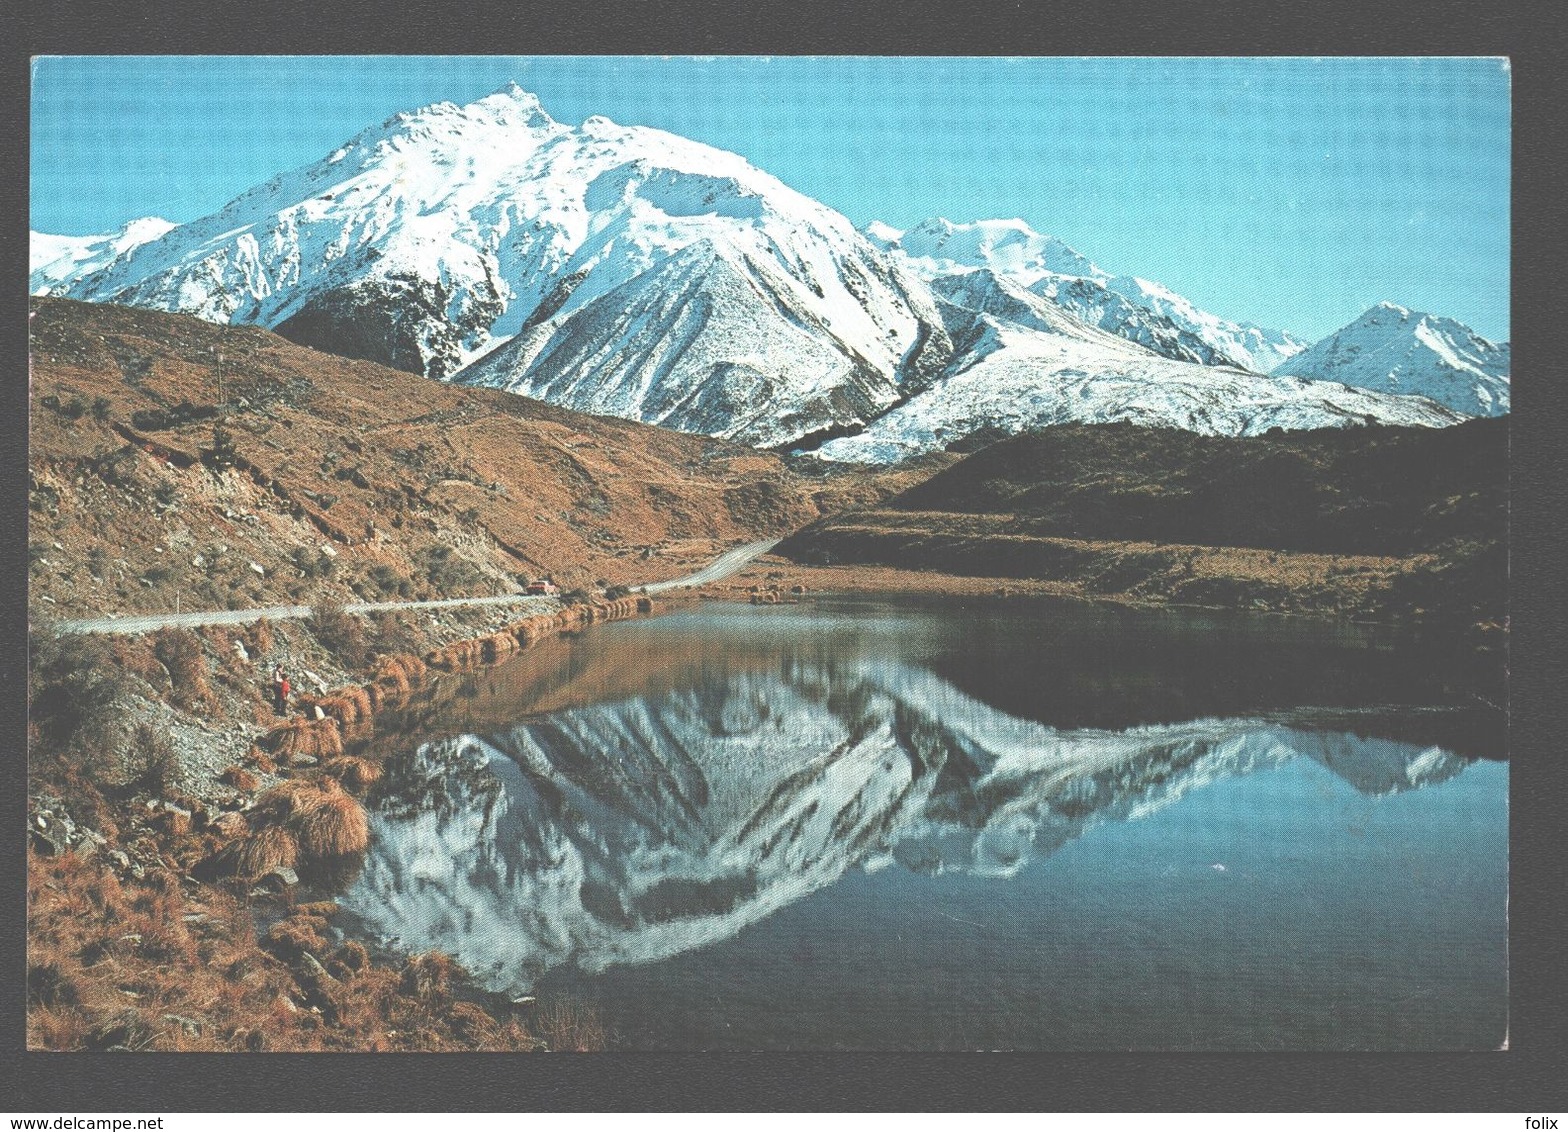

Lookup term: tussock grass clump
[399,951,459,1002]
[320,756,381,793]
[373,654,426,696]
[263,914,330,960]
[263,717,344,762]
[479,632,517,663]
[232,825,300,879]
[308,602,370,670]
[306,686,372,726]
[152,627,217,713]
[326,940,370,982]
[219,766,260,792]
[252,774,346,824]
[244,775,369,863]
[445,1000,504,1047]
[296,791,371,858]
[247,617,274,657]
[208,810,249,840]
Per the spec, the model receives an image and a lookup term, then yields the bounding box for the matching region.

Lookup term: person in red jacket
[272,665,289,715]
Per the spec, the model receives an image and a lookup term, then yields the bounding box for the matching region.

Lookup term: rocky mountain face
[31,84,950,448]
[864,216,1312,373]
[810,319,1459,465]
[340,658,1469,994]
[33,85,1492,461]
[1273,302,1510,417]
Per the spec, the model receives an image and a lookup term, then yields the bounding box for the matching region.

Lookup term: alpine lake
[321,594,1507,1051]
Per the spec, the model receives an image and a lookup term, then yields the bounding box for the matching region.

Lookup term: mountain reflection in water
[339,656,1472,996]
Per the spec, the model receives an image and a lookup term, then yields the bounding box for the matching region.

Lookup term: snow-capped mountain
[1273,303,1510,417]
[865,217,1312,373]
[1100,274,1311,376]
[813,317,1461,465]
[31,86,1485,459]
[32,84,948,448]
[1023,274,1237,367]
[29,216,177,295]
[339,658,1469,994]
[866,216,1107,286]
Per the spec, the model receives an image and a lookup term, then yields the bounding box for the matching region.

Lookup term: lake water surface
[338,597,1507,1050]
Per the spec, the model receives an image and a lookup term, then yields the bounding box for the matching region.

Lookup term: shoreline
[27,555,1504,1053]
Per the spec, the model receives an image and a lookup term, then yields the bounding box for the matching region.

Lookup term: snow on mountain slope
[869,217,1310,373]
[1103,274,1311,375]
[866,216,1107,286]
[928,267,1134,351]
[456,239,916,445]
[1273,303,1510,417]
[32,96,1489,457]
[29,217,177,295]
[338,658,1468,993]
[32,84,950,446]
[813,317,1461,464]
[1023,273,1239,367]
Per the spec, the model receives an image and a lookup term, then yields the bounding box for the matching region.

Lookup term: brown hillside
[777,420,1507,627]
[28,299,917,621]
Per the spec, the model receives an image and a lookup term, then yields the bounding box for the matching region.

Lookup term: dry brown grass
[264,717,344,763]
[219,765,260,792]
[480,632,517,663]
[295,792,370,858]
[152,627,219,714]
[263,914,330,960]
[28,843,544,1051]
[399,951,459,1001]
[232,825,300,878]
[373,653,426,696]
[209,810,249,839]
[252,776,344,825]
[326,939,370,981]
[319,756,381,793]
[304,685,373,725]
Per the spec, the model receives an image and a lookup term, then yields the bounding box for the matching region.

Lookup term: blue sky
[30,56,1510,343]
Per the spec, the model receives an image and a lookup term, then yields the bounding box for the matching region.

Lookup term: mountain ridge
[1273,302,1510,417]
[31,84,1499,460]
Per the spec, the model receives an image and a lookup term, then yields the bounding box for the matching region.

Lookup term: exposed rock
[30,816,70,857]
[161,1013,204,1037]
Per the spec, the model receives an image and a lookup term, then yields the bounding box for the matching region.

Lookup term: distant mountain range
[31,84,1507,461]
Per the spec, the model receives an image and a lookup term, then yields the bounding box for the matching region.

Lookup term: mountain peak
[1364,301,1415,321]
[465,82,555,127]
[871,216,1105,288]
[1277,305,1508,416]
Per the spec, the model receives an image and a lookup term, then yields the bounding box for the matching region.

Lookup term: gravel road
[54,540,782,635]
